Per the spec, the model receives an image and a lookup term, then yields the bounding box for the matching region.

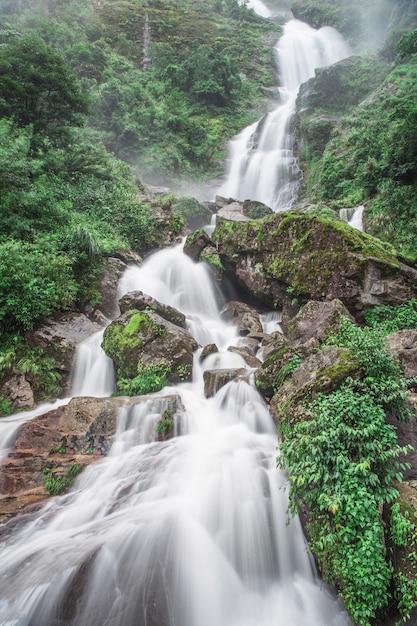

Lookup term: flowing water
[0,13,353,625]
[0,331,115,461]
[0,244,350,625]
[217,20,351,211]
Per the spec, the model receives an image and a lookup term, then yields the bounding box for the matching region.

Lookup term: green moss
[102,311,167,379]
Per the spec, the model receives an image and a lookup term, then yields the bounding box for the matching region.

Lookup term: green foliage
[0,36,88,145]
[390,502,417,621]
[277,315,414,624]
[364,300,417,333]
[117,360,172,396]
[43,463,83,495]
[397,29,417,59]
[156,409,175,436]
[273,354,303,390]
[0,339,62,403]
[315,58,417,259]
[0,240,77,333]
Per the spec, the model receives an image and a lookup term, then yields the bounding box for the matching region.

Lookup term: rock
[386,330,417,379]
[242,200,273,219]
[1,371,34,411]
[287,299,355,343]
[95,256,128,319]
[118,291,186,328]
[102,310,198,383]
[221,301,263,335]
[203,367,249,398]
[227,346,262,368]
[217,202,249,222]
[269,346,360,424]
[0,393,183,523]
[212,211,417,325]
[26,313,101,392]
[200,344,219,362]
[183,229,212,261]
[259,332,288,361]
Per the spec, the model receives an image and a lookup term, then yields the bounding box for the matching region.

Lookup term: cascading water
[0,242,351,625]
[217,20,351,211]
[0,329,114,461]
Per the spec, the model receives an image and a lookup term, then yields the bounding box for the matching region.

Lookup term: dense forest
[2,0,417,624]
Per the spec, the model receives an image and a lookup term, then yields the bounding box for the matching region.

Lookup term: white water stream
[0,244,350,625]
[217,19,351,211]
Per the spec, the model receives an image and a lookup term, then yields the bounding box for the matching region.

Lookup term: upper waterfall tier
[217,19,351,211]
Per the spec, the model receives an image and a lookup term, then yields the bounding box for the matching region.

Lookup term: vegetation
[277,314,416,625]
[43,463,84,495]
[116,359,172,396]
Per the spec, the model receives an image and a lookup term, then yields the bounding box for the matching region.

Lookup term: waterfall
[217,20,351,211]
[0,327,115,461]
[0,243,350,625]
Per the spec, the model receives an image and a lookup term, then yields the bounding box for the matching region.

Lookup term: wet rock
[227,346,262,368]
[0,393,183,522]
[102,309,198,383]
[242,200,273,219]
[1,372,35,411]
[212,211,417,324]
[183,229,212,261]
[119,291,186,328]
[217,202,249,222]
[386,330,417,379]
[221,301,263,335]
[200,344,219,362]
[203,367,249,398]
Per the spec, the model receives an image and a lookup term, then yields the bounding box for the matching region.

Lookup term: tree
[0,36,89,144]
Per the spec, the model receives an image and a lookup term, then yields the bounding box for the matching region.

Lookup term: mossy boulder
[102,309,198,384]
[211,211,417,324]
[118,291,186,328]
[269,345,360,425]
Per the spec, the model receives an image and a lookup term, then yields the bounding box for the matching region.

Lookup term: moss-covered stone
[102,309,197,388]
[212,211,417,322]
[270,345,360,425]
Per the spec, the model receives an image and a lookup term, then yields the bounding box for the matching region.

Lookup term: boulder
[221,301,263,335]
[102,310,198,383]
[211,211,417,325]
[203,367,249,398]
[94,256,128,320]
[183,229,213,262]
[386,330,417,379]
[118,291,186,328]
[269,345,360,424]
[1,371,35,411]
[217,202,249,222]
[287,299,355,343]
[200,344,219,362]
[227,346,262,368]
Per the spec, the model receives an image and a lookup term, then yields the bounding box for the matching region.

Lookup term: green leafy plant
[277,316,414,624]
[116,360,172,396]
[156,409,175,437]
[43,463,83,495]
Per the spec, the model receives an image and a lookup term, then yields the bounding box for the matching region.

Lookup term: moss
[201,248,224,271]
[102,311,167,379]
